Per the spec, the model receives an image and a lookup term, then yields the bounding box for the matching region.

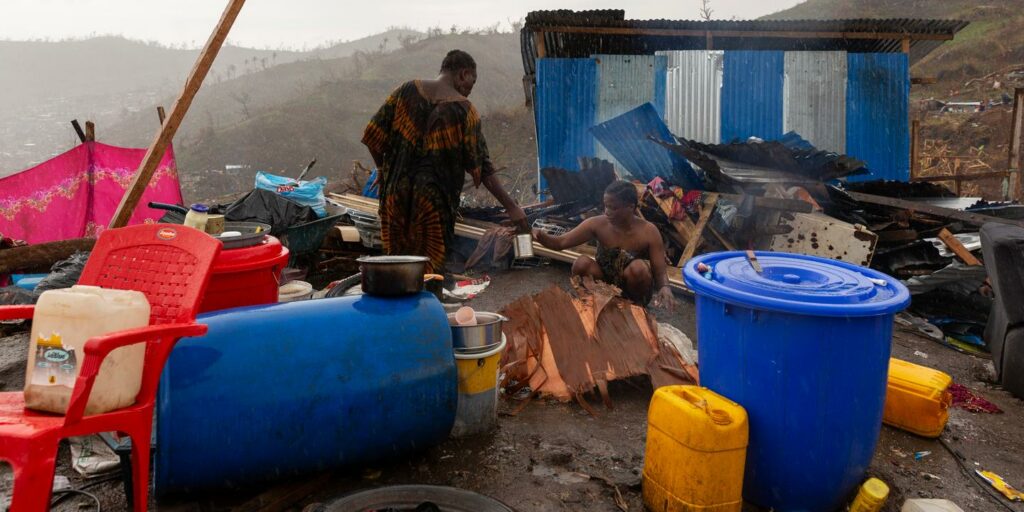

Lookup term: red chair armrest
[0,305,34,321]
[63,322,208,425]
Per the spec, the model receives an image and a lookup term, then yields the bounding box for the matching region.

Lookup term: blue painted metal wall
[535,58,597,192]
[721,51,785,143]
[590,103,700,189]
[593,54,668,170]
[846,53,910,182]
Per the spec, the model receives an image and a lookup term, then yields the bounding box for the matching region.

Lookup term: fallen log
[0,238,95,274]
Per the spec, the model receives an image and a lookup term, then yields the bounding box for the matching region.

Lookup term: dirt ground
[2,262,1023,512]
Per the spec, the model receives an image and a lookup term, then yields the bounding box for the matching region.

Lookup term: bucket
[683,251,910,512]
[278,280,313,302]
[451,335,506,437]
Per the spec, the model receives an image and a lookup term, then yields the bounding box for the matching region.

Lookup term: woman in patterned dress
[361,50,527,273]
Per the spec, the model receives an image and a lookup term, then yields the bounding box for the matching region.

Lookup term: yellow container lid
[862,477,890,500]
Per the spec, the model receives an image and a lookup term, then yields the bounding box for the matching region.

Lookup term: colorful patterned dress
[361,80,494,273]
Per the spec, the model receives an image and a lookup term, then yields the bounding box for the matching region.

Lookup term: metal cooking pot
[357,255,428,296]
[448,312,508,351]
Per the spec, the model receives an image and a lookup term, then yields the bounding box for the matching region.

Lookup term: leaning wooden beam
[681,193,719,265]
[938,228,983,266]
[847,191,1024,229]
[330,193,693,293]
[0,238,96,274]
[70,120,87,143]
[108,0,247,229]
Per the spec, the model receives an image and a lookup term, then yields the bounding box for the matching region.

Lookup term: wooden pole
[0,238,96,274]
[901,38,911,54]
[157,106,167,125]
[1009,88,1024,201]
[108,0,247,229]
[84,121,95,142]
[533,31,547,58]
[938,228,982,266]
[71,120,87,143]
[910,119,921,180]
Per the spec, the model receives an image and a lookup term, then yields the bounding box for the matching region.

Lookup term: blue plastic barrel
[683,252,910,512]
[154,292,456,495]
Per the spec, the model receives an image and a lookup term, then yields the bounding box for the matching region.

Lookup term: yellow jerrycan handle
[680,387,734,426]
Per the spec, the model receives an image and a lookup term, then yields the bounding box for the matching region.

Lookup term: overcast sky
[0,0,804,49]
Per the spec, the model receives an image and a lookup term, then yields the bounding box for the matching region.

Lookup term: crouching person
[533,180,674,309]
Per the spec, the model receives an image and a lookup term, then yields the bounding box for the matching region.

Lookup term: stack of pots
[448,309,507,438]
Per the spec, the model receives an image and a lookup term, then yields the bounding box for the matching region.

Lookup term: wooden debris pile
[499,277,696,412]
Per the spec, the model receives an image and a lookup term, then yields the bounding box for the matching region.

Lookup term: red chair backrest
[78,224,222,325]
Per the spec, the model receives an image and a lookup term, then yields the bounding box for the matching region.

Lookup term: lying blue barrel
[154,292,456,495]
[684,252,910,512]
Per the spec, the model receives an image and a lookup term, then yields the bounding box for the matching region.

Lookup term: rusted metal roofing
[521,11,968,81]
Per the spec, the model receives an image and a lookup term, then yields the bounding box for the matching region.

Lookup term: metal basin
[326,485,515,512]
[448,312,507,351]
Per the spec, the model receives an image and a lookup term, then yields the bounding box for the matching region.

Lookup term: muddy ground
[1,262,1023,511]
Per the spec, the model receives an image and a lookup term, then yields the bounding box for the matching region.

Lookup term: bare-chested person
[533,180,674,308]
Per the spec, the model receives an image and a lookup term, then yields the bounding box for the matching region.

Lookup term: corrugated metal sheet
[783,51,847,153]
[721,51,784,143]
[658,50,723,144]
[589,103,701,189]
[593,54,667,168]
[846,53,910,182]
[521,14,968,81]
[534,58,597,192]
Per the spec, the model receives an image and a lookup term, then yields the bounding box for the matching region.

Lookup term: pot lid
[683,251,909,317]
[357,255,429,264]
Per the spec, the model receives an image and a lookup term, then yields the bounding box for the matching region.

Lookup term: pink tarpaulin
[0,142,183,244]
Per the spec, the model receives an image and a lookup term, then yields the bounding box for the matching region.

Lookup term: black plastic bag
[35,251,90,293]
[223,189,318,236]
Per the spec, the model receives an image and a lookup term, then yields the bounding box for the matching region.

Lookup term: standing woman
[361,49,527,273]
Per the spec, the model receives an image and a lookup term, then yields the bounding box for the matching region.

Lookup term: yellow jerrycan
[883,358,952,438]
[643,385,748,512]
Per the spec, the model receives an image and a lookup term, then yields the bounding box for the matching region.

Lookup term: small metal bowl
[448,312,508,351]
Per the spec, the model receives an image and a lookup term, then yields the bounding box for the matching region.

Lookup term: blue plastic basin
[684,251,910,512]
[155,292,456,495]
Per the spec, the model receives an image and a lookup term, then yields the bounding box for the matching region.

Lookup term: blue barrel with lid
[683,251,910,512]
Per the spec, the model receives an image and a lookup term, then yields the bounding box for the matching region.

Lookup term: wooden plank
[84,121,95,142]
[708,226,735,250]
[538,26,953,41]
[157,106,167,124]
[0,238,96,274]
[847,191,1024,229]
[913,170,1011,182]
[901,37,911,54]
[70,120,87,143]
[1010,88,1024,201]
[648,190,696,240]
[680,193,718,265]
[911,119,921,179]
[938,228,982,266]
[108,0,247,229]
[533,31,547,58]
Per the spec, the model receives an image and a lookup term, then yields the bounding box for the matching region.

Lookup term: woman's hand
[652,286,675,311]
[508,205,529,233]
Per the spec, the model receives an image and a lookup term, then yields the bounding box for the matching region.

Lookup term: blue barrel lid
[684,251,910,317]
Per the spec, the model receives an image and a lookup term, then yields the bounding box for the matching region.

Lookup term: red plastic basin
[199,236,289,313]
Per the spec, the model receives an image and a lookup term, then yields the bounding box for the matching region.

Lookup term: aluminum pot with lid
[357,255,428,296]
[448,312,508,352]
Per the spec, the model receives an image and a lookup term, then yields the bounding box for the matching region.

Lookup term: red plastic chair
[0,224,221,511]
